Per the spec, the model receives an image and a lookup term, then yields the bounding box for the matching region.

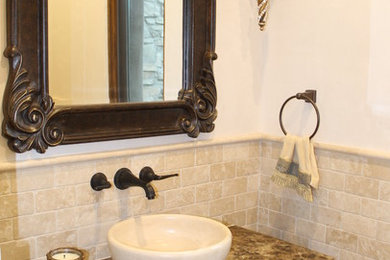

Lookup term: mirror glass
[48,0,182,106]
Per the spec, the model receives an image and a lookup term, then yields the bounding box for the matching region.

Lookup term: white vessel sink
[108,214,232,260]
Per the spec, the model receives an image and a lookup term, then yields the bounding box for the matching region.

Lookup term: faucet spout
[144,183,156,200]
[114,168,156,200]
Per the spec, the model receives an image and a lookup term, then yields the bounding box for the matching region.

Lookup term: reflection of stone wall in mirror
[49,0,109,105]
[118,0,164,102]
[49,0,181,105]
[143,0,164,102]
[164,0,183,101]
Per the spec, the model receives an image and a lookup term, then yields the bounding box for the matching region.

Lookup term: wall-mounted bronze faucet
[113,167,178,200]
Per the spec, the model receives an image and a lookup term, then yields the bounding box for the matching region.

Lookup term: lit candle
[51,253,80,260]
[46,248,84,260]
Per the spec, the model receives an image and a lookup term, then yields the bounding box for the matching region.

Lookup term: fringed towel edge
[271,171,313,202]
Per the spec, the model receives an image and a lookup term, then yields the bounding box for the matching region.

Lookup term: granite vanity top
[227,226,333,260]
[104,225,333,260]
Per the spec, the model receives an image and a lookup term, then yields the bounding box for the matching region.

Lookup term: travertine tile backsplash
[259,140,390,260]
[0,137,390,259]
[0,140,260,260]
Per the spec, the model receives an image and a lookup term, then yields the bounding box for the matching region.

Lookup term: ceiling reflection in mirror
[48,0,182,106]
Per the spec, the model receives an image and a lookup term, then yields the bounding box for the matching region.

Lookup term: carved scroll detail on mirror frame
[180,51,218,137]
[3,0,217,154]
[2,47,59,153]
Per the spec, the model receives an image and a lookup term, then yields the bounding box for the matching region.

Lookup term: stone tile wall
[0,141,260,260]
[1,137,389,259]
[259,140,390,260]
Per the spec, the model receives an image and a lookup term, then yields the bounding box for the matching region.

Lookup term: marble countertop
[104,225,333,260]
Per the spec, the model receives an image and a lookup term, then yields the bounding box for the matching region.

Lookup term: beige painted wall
[1,1,390,259]
[1,0,390,158]
[257,0,390,152]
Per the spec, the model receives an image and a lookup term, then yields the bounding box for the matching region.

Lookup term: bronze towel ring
[279,90,320,139]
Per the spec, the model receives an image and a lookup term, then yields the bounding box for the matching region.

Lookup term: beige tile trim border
[262,133,390,160]
[1,133,390,172]
[0,134,263,172]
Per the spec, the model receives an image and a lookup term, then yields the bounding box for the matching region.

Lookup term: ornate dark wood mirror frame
[2,0,217,153]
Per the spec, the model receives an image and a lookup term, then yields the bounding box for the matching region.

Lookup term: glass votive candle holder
[46,247,86,260]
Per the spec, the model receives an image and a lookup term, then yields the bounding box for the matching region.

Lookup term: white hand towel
[295,136,319,189]
[271,134,319,202]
